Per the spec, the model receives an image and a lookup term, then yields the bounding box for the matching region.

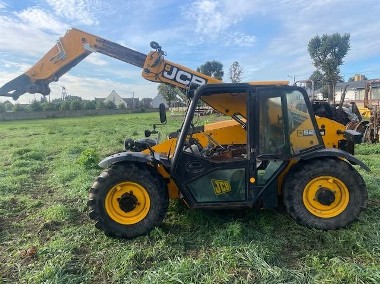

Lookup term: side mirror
[159,103,167,124]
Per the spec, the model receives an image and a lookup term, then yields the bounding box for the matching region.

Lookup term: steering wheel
[183,137,203,155]
[183,124,204,155]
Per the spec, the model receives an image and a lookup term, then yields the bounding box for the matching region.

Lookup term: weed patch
[77,148,99,169]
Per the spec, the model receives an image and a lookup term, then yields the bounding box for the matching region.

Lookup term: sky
[0,0,380,104]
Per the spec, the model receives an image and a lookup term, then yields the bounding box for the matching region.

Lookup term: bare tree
[229,61,243,83]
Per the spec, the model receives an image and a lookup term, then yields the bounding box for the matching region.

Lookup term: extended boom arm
[0,28,219,100]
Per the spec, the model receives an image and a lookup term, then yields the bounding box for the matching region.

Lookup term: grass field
[1,113,379,283]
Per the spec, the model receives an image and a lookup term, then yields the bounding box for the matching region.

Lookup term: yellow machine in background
[0,28,369,238]
[359,80,380,142]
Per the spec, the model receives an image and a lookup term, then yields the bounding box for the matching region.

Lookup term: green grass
[0,113,379,283]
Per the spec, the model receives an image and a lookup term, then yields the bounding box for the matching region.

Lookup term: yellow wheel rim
[105,182,150,225]
[303,176,349,218]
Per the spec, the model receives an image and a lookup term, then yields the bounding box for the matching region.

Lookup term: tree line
[0,96,153,113]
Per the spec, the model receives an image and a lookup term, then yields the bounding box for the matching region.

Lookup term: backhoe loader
[0,28,369,238]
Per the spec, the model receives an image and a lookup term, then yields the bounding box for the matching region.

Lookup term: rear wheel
[88,163,168,238]
[283,158,367,229]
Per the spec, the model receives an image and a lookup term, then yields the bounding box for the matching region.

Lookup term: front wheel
[88,163,168,238]
[283,158,367,230]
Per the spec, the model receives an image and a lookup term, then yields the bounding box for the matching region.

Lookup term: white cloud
[0,59,31,72]
[182,0,258,33]
[225,32,256,47]
[184,1,224,34]
[181,0,257,42]
[83,53,109,66]
[0,15,58,56]
[0,1,7,9]
[45,0,111,25]
[17,7,68,33]
[0,5,70,57]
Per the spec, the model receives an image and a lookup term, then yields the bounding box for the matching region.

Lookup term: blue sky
[1,0,380,103]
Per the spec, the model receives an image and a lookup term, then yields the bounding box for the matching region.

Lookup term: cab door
[248,87,291,206]
[171,87,252,208]
[248,86,324,207]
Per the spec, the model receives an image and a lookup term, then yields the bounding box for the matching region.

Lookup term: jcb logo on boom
[211,179,231,195]
[163,64,207,87]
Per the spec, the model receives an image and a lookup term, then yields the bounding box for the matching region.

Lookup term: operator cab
[170,83,323,209]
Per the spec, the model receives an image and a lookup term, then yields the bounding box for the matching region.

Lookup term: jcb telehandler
[0,28,369,238]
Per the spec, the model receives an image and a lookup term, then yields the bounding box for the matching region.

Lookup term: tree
[42,102,56,111]
[0,102,5,113]
[229,61,243,83]
[60,100,71,110]
[51,98,63,110]
[13,103,26,112]
[65,95,82,101]
[96,100,105,110]
[118,103,126,110]
[308,33,350,101]
[70,100,83,110]
[158,83,182,109]
[196,60,224,80]
[141,97,153,108]
[105,100,116,109]
[29,100,43,112]
[309,70,325,90]
[83,100,97,110]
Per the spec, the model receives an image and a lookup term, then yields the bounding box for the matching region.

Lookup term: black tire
[283,157,367,230]
[88,163,168,238]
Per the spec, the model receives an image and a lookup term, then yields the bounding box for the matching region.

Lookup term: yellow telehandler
[0,28,369,238]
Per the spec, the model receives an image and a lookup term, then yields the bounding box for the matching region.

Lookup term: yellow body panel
[203,119,240,131]
[289,118,318,151]
[316,117,345,149]
[248,81,289,86]
[202,92,248,116]
[142,139,181,199]
[156,164,180,199]
[148,138,177,156]
[194,122,247,147]
[358,107,372,119]
[147,120,245,157]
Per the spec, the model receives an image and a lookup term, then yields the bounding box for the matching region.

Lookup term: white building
[104,90,128,108]
[334,80,380,106]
